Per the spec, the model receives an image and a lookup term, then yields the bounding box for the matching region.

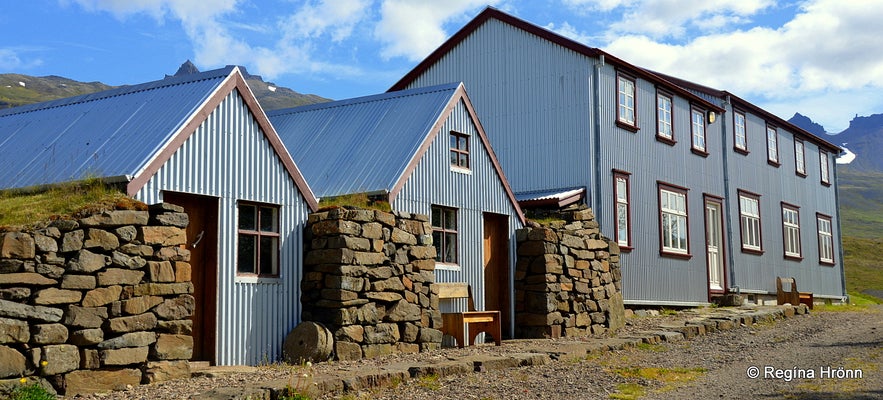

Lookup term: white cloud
[67,0,370,81]
[606,0,775,39]
[374,0,499,61]
[281,0,371,42]
[0,48,43,70]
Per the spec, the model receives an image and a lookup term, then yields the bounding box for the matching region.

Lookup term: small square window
[449,131,470,169]
[738,190,763,254]
[431,205,458,265]
[237,203,280,277]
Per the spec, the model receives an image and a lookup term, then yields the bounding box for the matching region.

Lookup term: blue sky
[3,0,882,133]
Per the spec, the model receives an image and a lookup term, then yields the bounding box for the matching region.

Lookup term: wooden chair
[776,277,814,309]
[436,282,501,348]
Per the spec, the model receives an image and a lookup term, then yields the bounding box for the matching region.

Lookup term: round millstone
[282,321,333,364]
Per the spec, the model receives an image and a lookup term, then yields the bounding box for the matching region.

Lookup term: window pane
[260,236,278,275]
[237,234,256,274]
[459,153,469,168]
[432,231,442,262]
[444,209,457,230]
[450,134,457,149]
[458,135,468,151]
[260,207,277,232]
[444,232,457,263]
[431,207,442,228]
[239,204,256,230]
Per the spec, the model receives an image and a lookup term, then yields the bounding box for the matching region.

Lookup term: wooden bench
[436,282,501,348]
[776,277,814,309]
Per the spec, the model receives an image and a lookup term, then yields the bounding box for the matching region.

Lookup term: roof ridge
[0,66,236,118]
[268,82,461,117]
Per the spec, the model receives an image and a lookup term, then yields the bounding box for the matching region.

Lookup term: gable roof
[268,82,525,222]
[0,67,318,210]
[389,7,723,114]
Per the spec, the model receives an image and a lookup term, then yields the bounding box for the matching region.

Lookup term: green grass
[842,236,883,304]
[317,192,391,212]
[0,178,144,229]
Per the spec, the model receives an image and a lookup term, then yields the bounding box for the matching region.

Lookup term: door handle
[192,230,205,248]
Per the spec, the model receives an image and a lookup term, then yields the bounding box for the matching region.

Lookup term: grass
[416,374,441,390]
[608,367,706,399]
[610,383,645,400]
[317,192,391,212]
[0,178,144,230]
[841,236,883,304]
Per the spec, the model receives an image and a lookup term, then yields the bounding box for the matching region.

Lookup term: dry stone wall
[515,206,625,338]
[0,203,193,396]
[301,207,442,361]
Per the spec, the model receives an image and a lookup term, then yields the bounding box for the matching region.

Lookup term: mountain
[0,61,329,113]
[0,74,114,109]
[788,112,827,136]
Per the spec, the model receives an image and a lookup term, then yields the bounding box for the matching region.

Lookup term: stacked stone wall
[301,207,442,361]
[515,206,625,338]
[0,203,193,396]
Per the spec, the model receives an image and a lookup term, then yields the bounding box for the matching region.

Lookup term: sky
[3,0,883,134]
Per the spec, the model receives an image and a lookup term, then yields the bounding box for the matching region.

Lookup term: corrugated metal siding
[393,99,522,333]
[136,89,309,365]
[268,84,459,198]
[0,68,231,189]
[403,19,594,195]
[596,64,726,304]
[725,110,843,298]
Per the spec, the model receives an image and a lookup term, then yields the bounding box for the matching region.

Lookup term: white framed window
[734,111,747,153]
[782,203,801,259]
[820,150,831,185]
[766,125,779,165]
[658,183,689,256]
[739,191,762,253]
[617,74,636,128]
[795,139,806,176]
[431,205,458,267]
[657,92,673,143]
[237,203,280,277]
[613,170,631,249]
[691,108,707,154]
[817,214,834,265]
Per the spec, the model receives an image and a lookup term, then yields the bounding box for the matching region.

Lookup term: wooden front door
[162,191,218,364]
[704,197,726,298]
[483,213,511,339]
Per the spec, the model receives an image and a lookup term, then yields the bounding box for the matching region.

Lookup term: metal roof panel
[268,83,461,198]
[0,67,233,189]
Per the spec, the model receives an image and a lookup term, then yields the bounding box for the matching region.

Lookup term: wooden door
[162,191,218,364]
[704,198,726,298]
[483,213,511,339]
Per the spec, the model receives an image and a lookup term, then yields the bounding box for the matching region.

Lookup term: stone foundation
[515,206,624,338]
[301,207,442,361]
[0,203,193,396]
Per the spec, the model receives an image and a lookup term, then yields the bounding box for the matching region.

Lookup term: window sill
[741,247,765,256]
[767,160,781,168]
[796,171,807,178]
[819,260,836,267]
[691,148,709,158]
[821,181,832,187]
[784,254,804,262]
[660,250,692,260]
[434,262,461,271]
[616,120,639,133]
[618,245,634,253]
[656,136,676,146]
[451,166,472,175]
[235,275,281,284]
[734,147,749,155]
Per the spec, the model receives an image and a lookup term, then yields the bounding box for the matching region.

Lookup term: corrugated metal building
[0,67,319,365]
[389,7,845,305]
[268,83,525,336]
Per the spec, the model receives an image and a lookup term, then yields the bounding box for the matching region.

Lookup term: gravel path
[71,305,882,400]
[338,306,883,400]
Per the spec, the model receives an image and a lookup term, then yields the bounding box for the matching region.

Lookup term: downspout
[592,55,605,219]
[721,95,739,294]
[833,160,848,302]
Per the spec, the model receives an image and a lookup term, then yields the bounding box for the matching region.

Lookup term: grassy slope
[0,74,115,108]
[837,167,883,302]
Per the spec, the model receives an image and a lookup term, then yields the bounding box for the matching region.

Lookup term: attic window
[450,131,470,170]
[237,203,280,277]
